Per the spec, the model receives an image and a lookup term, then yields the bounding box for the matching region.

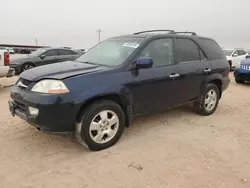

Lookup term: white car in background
[0,50,15,78]
[0,47,15,54]
[223,48,249,70]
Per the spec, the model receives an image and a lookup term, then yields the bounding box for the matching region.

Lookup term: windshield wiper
[76,61,98,65]
[76,61,106,66]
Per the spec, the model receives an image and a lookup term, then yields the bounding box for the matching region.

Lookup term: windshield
[223,50,233,56]
[29,48,48,56]
[76,38,143,66]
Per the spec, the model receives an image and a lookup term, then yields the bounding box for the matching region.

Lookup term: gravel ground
[0,73,250,188]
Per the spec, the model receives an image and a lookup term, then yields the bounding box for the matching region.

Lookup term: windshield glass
[29,48,48,56]
[76,38,143,66]
[223,50,233,56]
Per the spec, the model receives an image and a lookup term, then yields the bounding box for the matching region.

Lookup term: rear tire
[75,100,125,151]
[21,63,35,72]
[194,83,220,116]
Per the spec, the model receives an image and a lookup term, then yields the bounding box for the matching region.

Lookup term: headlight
[31,79,69,94]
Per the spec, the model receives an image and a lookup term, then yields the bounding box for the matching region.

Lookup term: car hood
[20,61,109,81]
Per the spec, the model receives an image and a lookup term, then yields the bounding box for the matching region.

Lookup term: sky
[1,0,250,49]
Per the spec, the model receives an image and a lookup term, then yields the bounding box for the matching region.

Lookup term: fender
[72,83,134,127]
[200,73,223,96]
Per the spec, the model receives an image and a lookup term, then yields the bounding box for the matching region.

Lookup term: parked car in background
[0,47,15,54]
[9,30,230,151]
[223,48,249,70]
[0,50,15,78]
[10,47,81,74]
[234,55,250,83]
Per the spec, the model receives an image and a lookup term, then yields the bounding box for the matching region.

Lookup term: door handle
[204,68,211,73]
[169,73,180,78]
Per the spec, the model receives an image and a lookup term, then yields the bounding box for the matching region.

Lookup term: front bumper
[6,68,15,77]
[234,68,250,81]
[9,85,78,134]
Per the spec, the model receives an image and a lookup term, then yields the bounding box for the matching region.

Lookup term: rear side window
[59,49,77,55]
[198,39,225,60]
[238,50,245,56]
[176,38,200,62]
[43,50,58,56]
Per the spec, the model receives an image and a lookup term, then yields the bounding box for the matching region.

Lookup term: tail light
[4,52,10,66]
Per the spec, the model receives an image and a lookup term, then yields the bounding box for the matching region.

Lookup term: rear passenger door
[175,38,212,102]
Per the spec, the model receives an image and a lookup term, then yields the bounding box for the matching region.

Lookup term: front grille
[13,100,26,111]
[241,65,250,70]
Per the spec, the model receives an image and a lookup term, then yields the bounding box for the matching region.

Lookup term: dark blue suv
[8,30,230,151]
[234,55,250,83]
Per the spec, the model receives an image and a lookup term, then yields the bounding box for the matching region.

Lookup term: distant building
[0,44,50,54]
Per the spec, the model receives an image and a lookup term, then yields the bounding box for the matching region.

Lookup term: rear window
[198,38,226,60]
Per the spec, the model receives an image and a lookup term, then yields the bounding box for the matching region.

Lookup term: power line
[97,29,102,43]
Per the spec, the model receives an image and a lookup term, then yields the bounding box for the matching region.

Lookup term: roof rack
[175,31,197,36]
[134,30,176,35]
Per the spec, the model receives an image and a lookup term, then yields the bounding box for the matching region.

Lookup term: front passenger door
[129,38,184,115]
[232,50,241,68]
[39,49,60,66]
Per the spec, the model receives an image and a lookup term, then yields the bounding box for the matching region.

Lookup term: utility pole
[35,38,38,46]
[97,29,102,43]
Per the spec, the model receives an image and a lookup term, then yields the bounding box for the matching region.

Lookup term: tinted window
[198,39,225,60]
[233,50,240,56]
[139,38,174,67]
[44,50,58,56]
[176,39,200,62]
[59,49,77,55]
[238,50,245,56]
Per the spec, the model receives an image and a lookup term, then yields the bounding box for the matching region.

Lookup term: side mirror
[134,57,153,69]
[40,54,46,59]
[233,53,238,57]
[246,55,250,59]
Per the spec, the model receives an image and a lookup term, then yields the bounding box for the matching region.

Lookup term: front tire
[75,100,125,151]
[235,78,245,84]
[194,83,220,116]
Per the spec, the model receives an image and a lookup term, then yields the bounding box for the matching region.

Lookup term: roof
[112,30,211,40]
[222,48,245,50]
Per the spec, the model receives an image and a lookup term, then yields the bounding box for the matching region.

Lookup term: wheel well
[208,79,222,98]
[76,94,130,127]
[21,62,35,69]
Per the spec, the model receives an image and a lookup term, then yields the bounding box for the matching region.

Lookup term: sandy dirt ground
[0,74,250,188]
